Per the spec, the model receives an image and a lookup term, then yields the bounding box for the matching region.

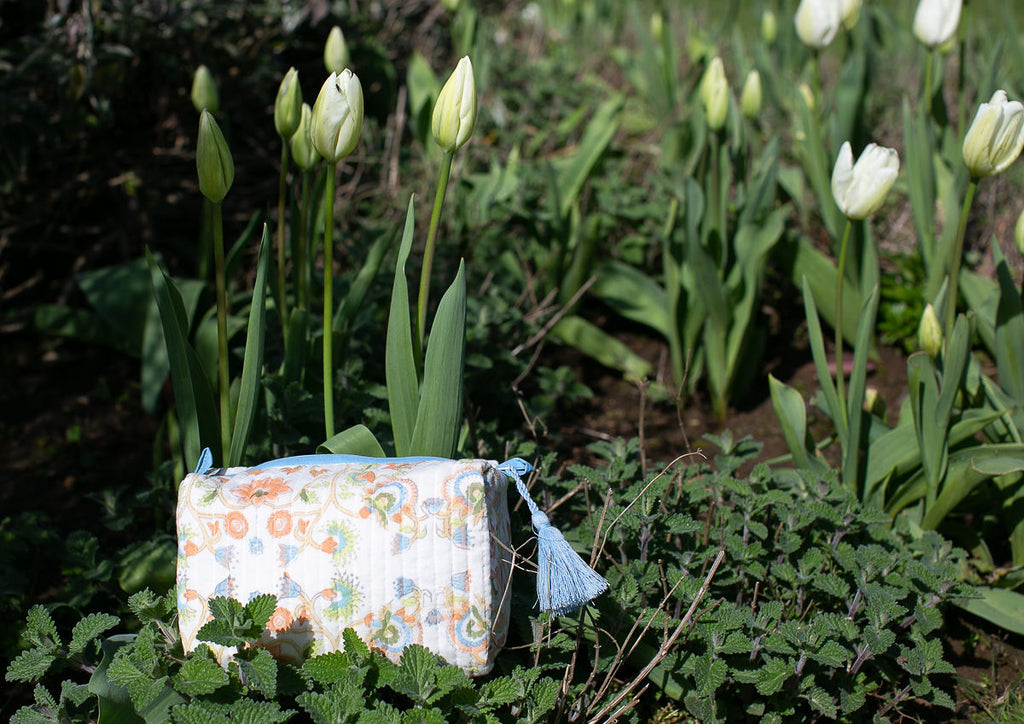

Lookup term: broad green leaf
[922,444,1024,529]
[843,285,879,491]
[795,93,843,242]
[994,249,1024,406]
[385,198,419,455]
[768,375,827,476]
[902,99,937,269]
[227,224,271,467]
[319,425,386,457]
[590,260,671,338]
[410,262,466,458]
[552,94,624,219]
[333,227,392,335]
[801,276,844,440]
[550,315,653,382]
[958,586,1024,635]
[147,249,221,464]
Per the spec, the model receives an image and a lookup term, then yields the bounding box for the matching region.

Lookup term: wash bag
[176,451,607,674]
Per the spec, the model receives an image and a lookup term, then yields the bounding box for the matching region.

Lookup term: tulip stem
[414,152,454,373]
[923,49,934,116]
[323,162,338,439]
[212,200,231,457]
[834,218,853,429]
[297,171,310,311]
[276,143,291,345]
[946,178,977,340]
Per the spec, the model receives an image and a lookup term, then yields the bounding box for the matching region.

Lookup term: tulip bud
[699,57,725,107]
[762,9,778,45]
[191,65,219,115]
[324,26,350,75]
[962,90,1024,178]
[839,0,862,30]
[197,109,233,202]
[741,70,762,120]
[918,304,943,358]
[311,70,364,163]
[650,11,664,44]
[274,67,303,141]
[794,0,842,49]
[912,0,962,50]
[863,387,885,417]
[799,83,816,112]
[432,56,477,153]
[290,103,320,172]
[1015,208,1024,259]
[831,141,900,220]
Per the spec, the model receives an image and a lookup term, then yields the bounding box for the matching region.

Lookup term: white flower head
[831,141,900,219]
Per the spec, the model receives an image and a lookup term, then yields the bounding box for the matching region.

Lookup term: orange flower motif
[321,588,336,600]
[267,606,293,633]
[321,537,337,554]
[207,521,220,536]
[234,477,291,505]
[184,589,199,600]
[267,510,293,538]
[183,540,199,556]
[297,519,310,536]
[225,511,248,539]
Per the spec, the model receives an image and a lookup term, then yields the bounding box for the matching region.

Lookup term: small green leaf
[245,594,277,632]
[173,656,229,697]
[6,649,56,683]
[69,613,120,656]
[755,658,790,695]
[235,647,278,698]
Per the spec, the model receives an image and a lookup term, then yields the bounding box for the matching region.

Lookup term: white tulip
[310,70,364,163]
[831,141,900,219]
[839,0,862,30]
[432,56,477,153]
[794,0,842,49]
[912,0,962,49]
[962,90,1024,178]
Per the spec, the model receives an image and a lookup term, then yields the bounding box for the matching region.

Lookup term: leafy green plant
[7,590,560,724]
[509,435,971,722]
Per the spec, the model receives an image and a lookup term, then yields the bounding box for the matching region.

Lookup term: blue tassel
[498,458,608,615]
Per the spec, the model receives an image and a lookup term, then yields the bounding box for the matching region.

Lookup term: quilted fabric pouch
[176,451,606,675]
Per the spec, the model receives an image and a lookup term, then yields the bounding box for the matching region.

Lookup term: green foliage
[518,437,969,722]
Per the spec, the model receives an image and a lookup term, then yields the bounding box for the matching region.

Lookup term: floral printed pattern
[177,458,511,675]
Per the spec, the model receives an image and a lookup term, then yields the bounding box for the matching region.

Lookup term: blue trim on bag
[242,454,449,471]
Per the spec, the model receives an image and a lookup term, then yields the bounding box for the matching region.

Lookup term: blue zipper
[192,448,533,477]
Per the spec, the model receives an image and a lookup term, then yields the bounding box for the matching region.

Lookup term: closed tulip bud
[962,90,1024,178]
[831,141,899,220]
[274,67,303,141]
[290,103,319,172]
[197,109,233,202]
[191,65,219,115]
[762,9,778,45]
[741,70,762,120]
[794,0,842,49]
[912,0,962,49]
[432,56,477,153]
[918,304,943,358]
[650,11,664,44]
[1016,208,1024,259]
[311,70,364,163]
[839,0,862,30]
[699,56,726,107]
[323,26,350,75]
[863,387,885,417]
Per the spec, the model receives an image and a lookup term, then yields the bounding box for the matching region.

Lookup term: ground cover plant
[4,0,1024,721]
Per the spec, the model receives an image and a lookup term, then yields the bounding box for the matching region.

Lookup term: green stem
[834,219,853,429]
[946,178,978,340]
[323,163,337,439]
[276,143,290,343]
[199,199,212,281]
[811,51,822,116]
[709,131,721,246]
[923,48,934,116]
[414,152,454,372]
[297,171,310,311]
[212,201,231,457]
